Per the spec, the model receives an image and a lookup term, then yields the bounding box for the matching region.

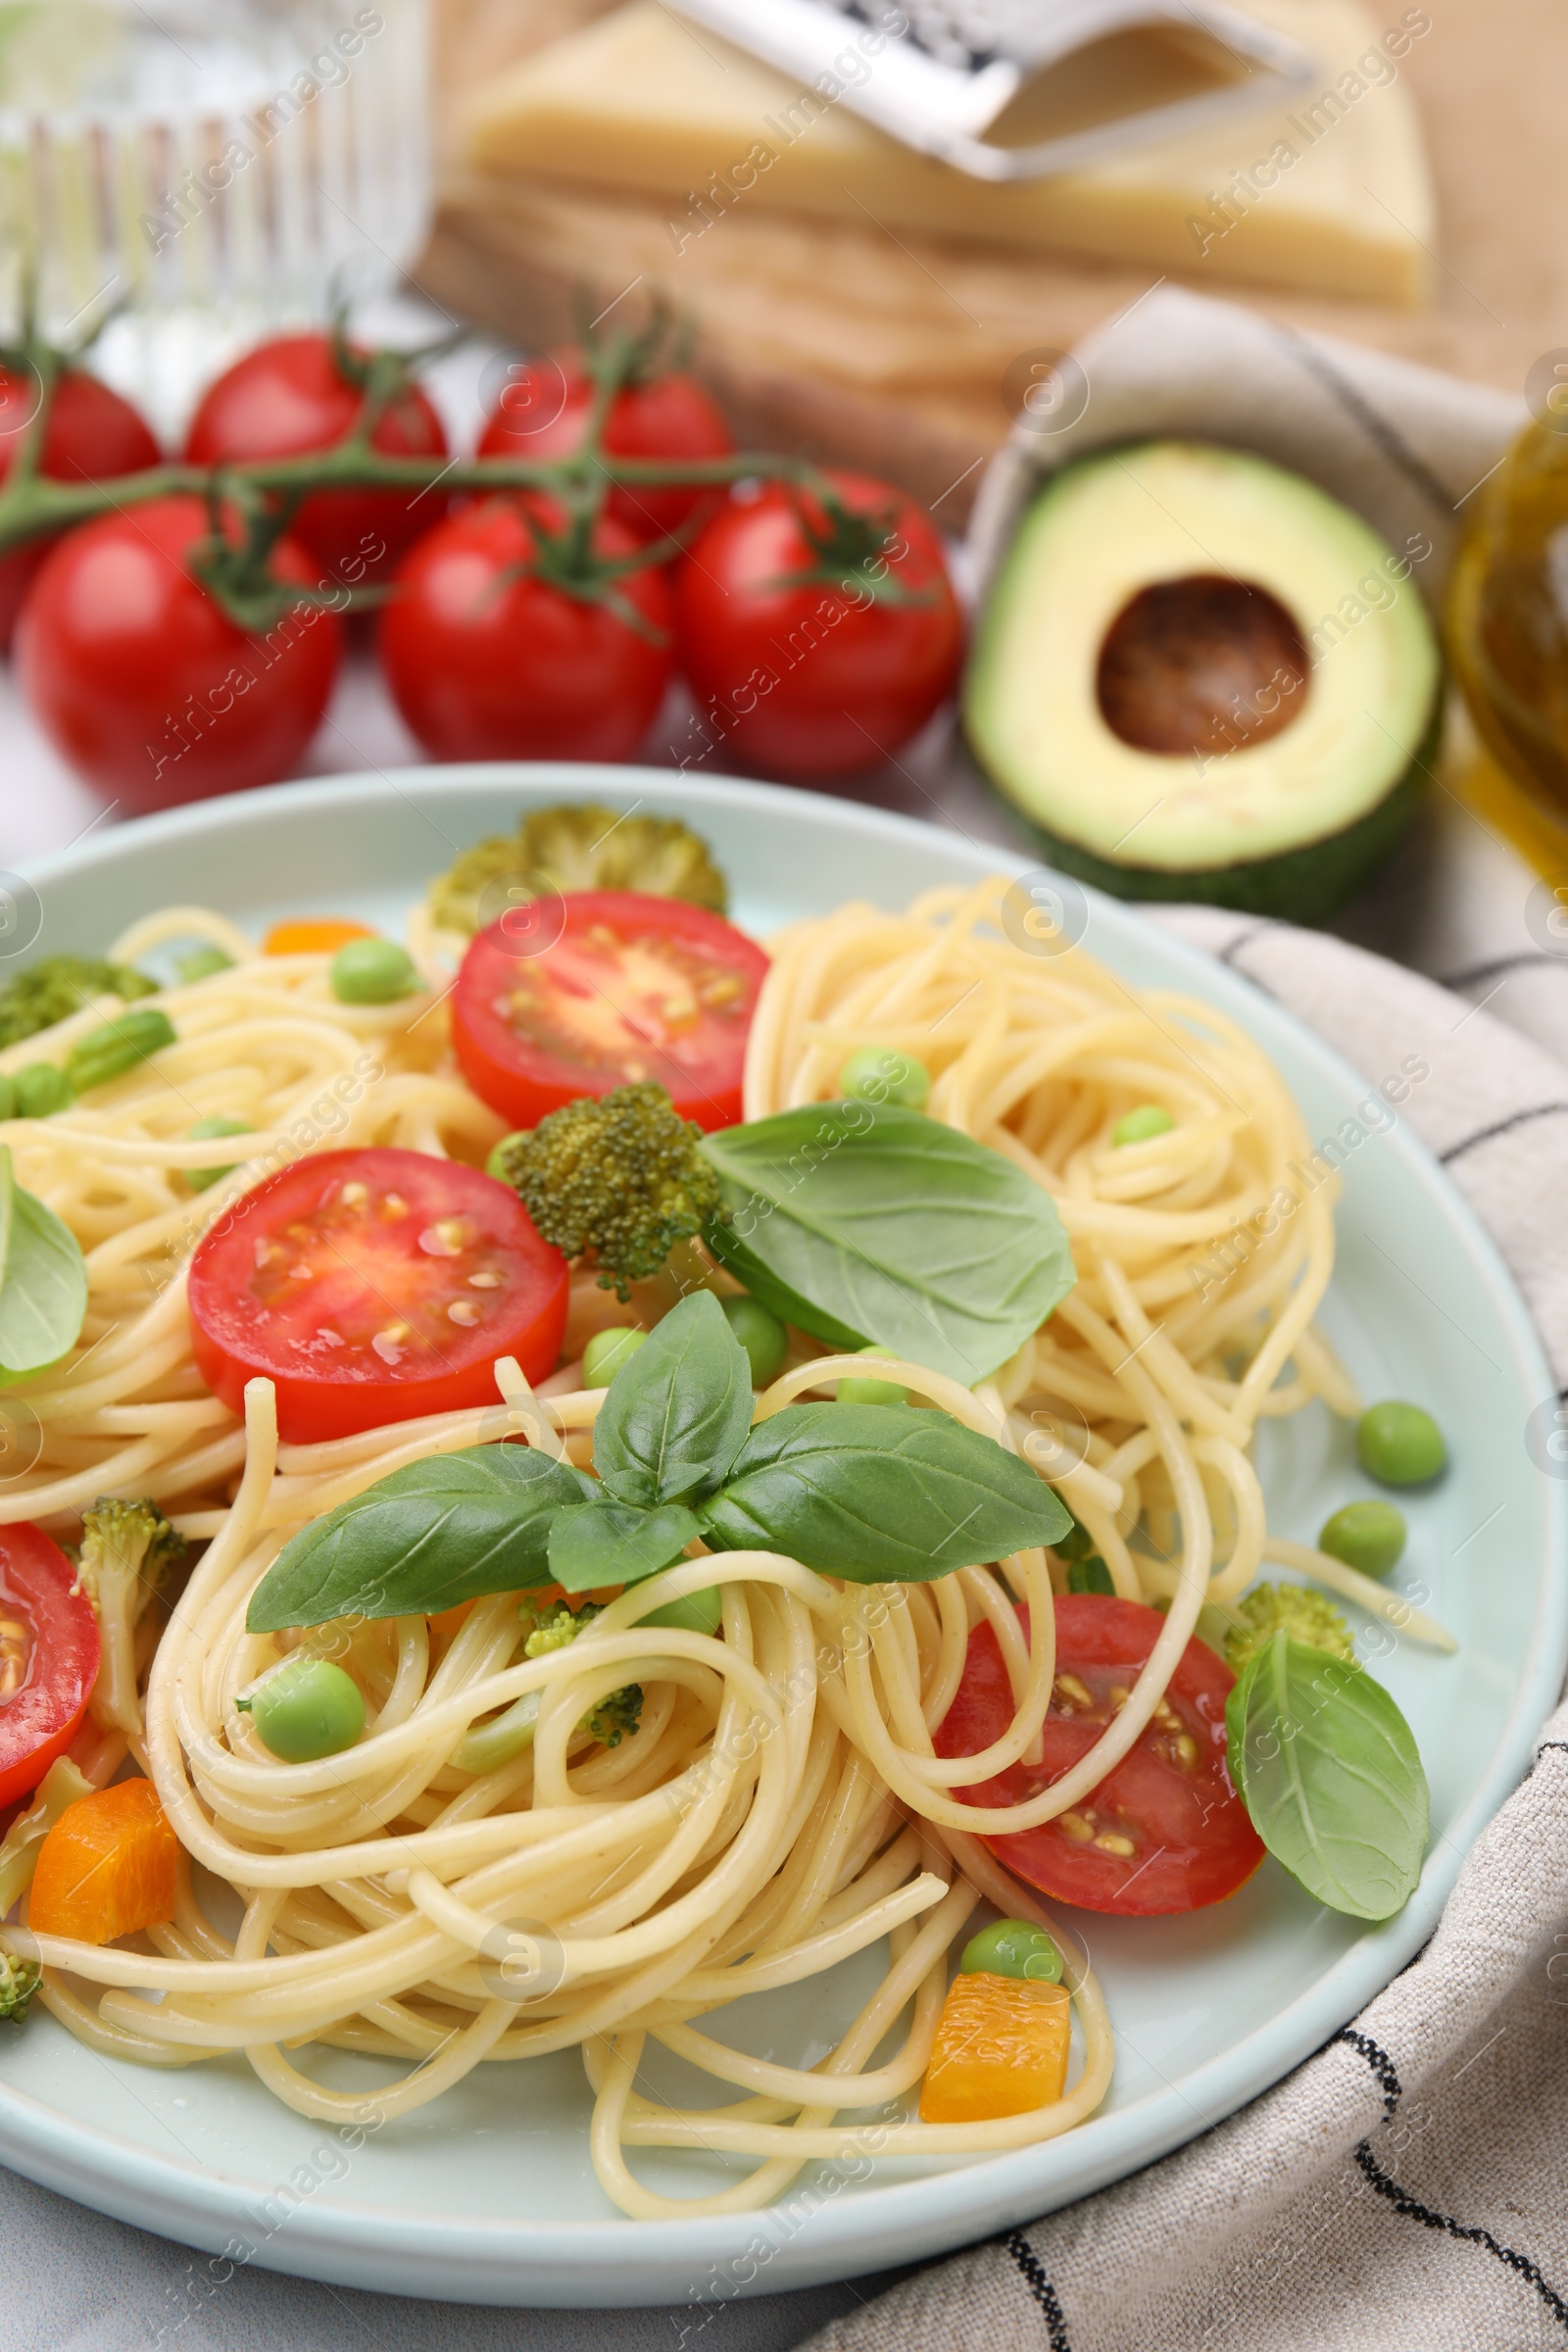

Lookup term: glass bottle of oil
[1446,411,1568,814]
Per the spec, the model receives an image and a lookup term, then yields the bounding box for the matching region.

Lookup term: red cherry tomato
[674,469,964,780]
[937,1595,1264,1915]
[477,348,734,543]
[17,495,342,810]
[453,889,766,1134]
[0,1524,101,1810]
[0,366,160,652]
[378,498,673,763]
[183,333,448,586]
[187,1148,569,1444]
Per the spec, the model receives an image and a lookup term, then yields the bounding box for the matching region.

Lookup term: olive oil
[1447,416,1568,816]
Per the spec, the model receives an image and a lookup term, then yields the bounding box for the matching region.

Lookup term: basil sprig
[1225,1631,1429,1921]
[0,1143,88,1381]
[247,1289,1071,1630]
[700,1102,1075,1387]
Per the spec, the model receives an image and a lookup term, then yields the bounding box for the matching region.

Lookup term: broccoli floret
[499,1082,721,1301]
[1226,1584,1356,1676]
[586,1685,644,1749]
[0,956,156,1051]
[0,1950,40,2023]
[515,1594,641,1747]
[428,804,727,937]
[521,1596,603,1657]
[74,1497,186,1736]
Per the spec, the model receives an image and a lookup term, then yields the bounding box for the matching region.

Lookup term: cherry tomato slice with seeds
[187,1148,569,1443]
[0,1525,101,1810]
[937,1595,1263,1915]
[452,889,767,1134]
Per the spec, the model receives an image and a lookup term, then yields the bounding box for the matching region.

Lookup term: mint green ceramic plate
[0,766,1560,2307]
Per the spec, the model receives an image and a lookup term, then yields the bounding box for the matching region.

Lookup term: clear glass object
[0,0,431,434]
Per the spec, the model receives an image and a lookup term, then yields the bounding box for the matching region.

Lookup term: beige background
[419,0,1568,514]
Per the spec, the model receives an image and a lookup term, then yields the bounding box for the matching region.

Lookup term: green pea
[174,945,234,984]
[837,1345,909,1406]
[64,1008,175,1095]
[485,1129,531,1182]
[330,938,419,1004]
[643,1586,723,1636]
[1111,1103,1175,1147]
[959,1919,1063,1984]
[721,1294,788,1385]
[1318,1498,1407,1579]
[583,1326,648,1387]
[14,1062,74,1117]
[839,1046,931,1111]
[237,1655,366,1762]
[183,1114,254,1193]
[1356,1400,1446,1488]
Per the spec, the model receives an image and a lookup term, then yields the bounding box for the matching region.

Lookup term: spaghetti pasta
[0,873,1401,2217]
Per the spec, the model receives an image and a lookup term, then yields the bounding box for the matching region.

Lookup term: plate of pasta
[0,766,1559,2309]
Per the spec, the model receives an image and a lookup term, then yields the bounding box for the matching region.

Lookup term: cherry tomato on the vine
[937,1595,1264,1915]
[0,366,160,651]
[17,494,342,810]
[674,469,964,781]
[477,348,734,544]
[453,889,767,1132]
[0,1524,101,1810]
[187,1147,570,1443]
[183,332,448,586]
[378,497,674,763]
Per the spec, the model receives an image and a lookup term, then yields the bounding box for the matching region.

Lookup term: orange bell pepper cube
[264,918,376,956]
[27,1778,179,1945]
[919,1970,1072,2124]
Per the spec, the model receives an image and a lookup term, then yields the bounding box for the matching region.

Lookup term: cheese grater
[671,0,1316,180]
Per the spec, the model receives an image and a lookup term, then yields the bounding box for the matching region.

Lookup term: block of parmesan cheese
[465,0,1435,307]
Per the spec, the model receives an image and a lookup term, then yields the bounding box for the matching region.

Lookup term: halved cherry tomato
[937,1595,1264,1915]
[264,917,375,956]
[186,1148,569,1443]
[0,1525,101,1810]
[452,889,767,1134]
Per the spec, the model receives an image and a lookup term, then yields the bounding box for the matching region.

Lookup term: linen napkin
[800,906,1568,2352]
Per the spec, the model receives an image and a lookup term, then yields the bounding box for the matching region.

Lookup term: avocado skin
[981,699,1442,929]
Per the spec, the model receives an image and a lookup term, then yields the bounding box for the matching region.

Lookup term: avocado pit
[1096,574,1309,759]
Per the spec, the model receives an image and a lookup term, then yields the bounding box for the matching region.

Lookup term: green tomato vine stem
[0,310,921,633]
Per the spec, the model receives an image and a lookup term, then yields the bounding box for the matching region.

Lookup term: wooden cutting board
[418,0,1567,517]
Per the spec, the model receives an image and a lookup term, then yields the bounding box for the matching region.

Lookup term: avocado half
[964,442,1444,924]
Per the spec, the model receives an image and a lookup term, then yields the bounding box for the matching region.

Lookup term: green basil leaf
[698,1401,1071,1582]
[593,1289,755,1508]
[701,1102,1075,1386]
[1225,1631,1429,1921]
[247,1445,593,1631]
[548,1498,702,1593]
[0,1146,88,1380]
